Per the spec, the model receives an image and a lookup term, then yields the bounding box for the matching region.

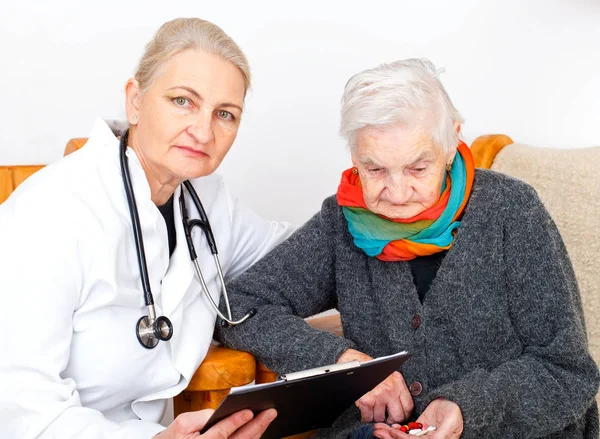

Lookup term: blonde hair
[135,18,251,94]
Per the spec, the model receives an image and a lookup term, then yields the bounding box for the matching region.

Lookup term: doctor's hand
[154,408,277,439]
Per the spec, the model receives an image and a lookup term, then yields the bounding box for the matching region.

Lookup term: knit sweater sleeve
[214,197,355,374]
[428,182,600,438]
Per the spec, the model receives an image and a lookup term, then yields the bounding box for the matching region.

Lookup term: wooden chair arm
[470,134,513,169]
[188,344,256,391]
[64,138,88,156]
[0,165,45,204]
[174,344,256,413]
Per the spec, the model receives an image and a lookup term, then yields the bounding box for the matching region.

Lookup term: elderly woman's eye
[217,110,233,120]
[413,167,426,173]
[173,97,190,106]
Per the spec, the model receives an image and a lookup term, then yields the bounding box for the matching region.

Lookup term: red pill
[407,422,423,430]
[399,425,409,433]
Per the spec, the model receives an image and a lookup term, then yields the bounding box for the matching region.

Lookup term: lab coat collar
[87,119,152,205]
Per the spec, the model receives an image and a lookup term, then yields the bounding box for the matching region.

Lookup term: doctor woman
[0,18,292,438]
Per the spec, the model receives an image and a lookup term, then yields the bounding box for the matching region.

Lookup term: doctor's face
[352,124,456,219]
[125,49,246,185]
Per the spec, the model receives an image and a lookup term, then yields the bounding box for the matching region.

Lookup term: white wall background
[1,0,599,226]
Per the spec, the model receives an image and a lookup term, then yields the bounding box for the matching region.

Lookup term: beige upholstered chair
[472,135,600,405]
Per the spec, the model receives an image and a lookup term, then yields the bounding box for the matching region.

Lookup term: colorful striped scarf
[336,141,475,261]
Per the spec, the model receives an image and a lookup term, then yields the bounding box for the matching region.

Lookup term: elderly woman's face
[352,125,456,219]
[126,49,245,183]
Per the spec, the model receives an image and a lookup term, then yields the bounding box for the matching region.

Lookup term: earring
[132,115,138,122]
[352,167,358,175]
[446,162,452,172]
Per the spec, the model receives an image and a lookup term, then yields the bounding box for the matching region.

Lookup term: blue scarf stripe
[411,153,466,242]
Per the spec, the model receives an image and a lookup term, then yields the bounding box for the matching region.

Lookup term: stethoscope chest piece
[136,314,174,349]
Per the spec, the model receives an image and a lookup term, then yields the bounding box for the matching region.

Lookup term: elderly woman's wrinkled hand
[337,348,374,364]
[355,371,414,424]
[416,399,463,439]
[337,349,413,424]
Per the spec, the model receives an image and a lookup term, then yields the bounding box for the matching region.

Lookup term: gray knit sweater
[216,169,599,438]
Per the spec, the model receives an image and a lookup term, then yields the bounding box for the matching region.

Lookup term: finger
[415,411,434,428]
[373,428,395,439]
[372,425,410,439]
[396,375,414,417]
[384,396,407,424]
[172,409,215,434]
[356,394,376,423]
[373,431,392,439]
[203,409,254,438]
[415,414,449,439]
[384,373,409,423]
[373,398,388,423]
[230,409,277,439]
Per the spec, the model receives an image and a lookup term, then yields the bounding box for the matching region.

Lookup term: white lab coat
[0,120,294,438]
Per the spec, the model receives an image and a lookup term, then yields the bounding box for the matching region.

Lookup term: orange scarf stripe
[378,240,453,261]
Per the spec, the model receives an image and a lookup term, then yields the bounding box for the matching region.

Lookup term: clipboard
[200,351,412,439]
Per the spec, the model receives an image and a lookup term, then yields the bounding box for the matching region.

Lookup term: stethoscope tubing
[120,130,254,348]
[119,131,155,307]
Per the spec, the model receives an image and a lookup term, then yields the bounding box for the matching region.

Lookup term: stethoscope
[119,130,255,349]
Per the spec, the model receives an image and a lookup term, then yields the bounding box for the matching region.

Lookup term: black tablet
[201,351,412,439]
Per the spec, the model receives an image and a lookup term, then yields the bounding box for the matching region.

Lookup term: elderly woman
[216,59,599,438]
[0,18,291,438]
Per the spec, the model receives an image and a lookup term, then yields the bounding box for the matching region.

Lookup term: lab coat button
[409,381,423,396]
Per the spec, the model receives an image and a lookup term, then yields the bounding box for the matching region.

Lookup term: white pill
[427,426,436,431]
[409,429,422,434]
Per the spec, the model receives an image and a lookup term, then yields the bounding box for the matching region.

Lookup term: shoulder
[320,194,344,217]
[470,168,543,214]
[292,194,350,243]
[4,155,87,215]
[313,194,346,229]
[1,148,116,244]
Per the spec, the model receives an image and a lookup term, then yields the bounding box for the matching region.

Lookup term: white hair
[339,58,464,153]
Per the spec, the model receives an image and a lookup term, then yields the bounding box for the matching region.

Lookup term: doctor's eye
[217,110,234,121]
[173,97,191,107]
